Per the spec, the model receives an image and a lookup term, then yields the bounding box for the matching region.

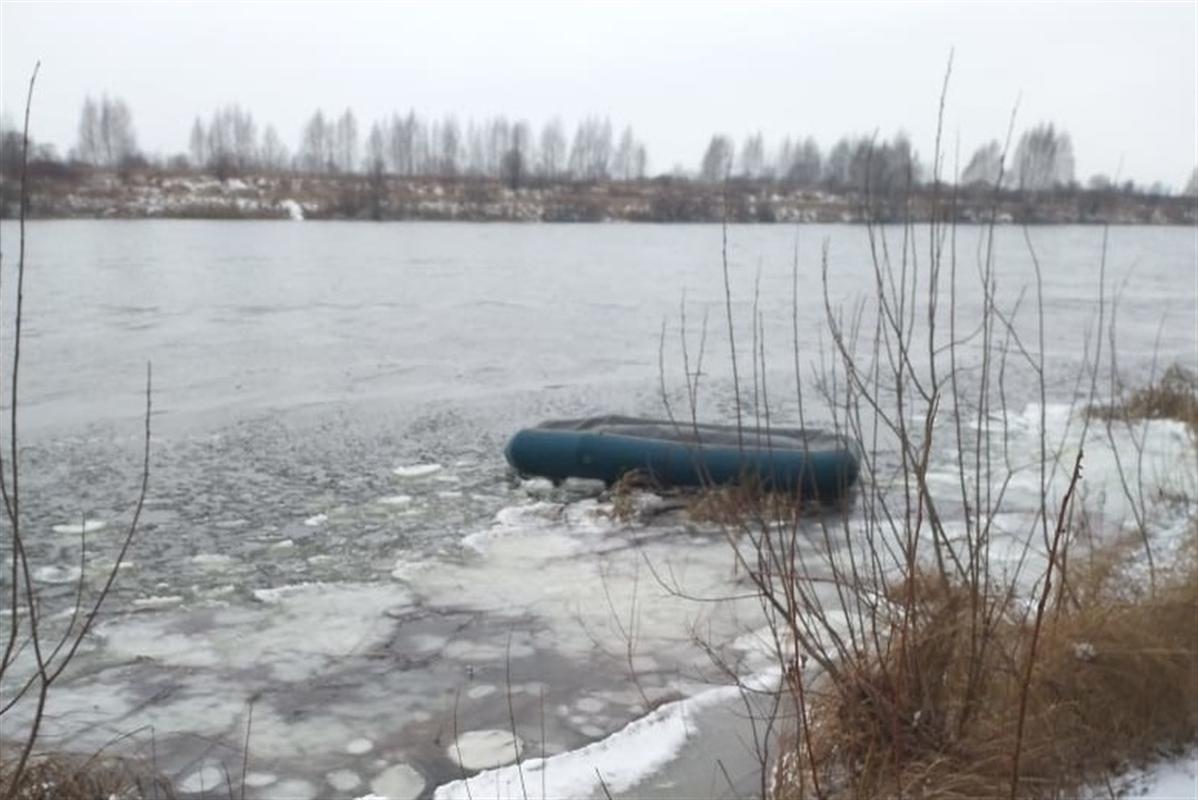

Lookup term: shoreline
[6,168,1195,225]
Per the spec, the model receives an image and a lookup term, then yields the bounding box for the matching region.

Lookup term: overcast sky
[2,1,1195,187]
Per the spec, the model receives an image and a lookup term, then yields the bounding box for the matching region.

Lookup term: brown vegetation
[0,754,174,800]
[1090,364,1198,435]
[776,525,1197,799]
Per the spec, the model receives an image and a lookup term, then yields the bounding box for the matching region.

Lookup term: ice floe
[178,762,226,794]
[447,729,525,771]
[33,565,82,584]
[52,519,107,535]
[327,768,362,792]
[346,737,374,755]
[369,763,425,800]
[393,463,443,478]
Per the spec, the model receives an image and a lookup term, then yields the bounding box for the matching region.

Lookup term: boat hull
[505,417,860,500]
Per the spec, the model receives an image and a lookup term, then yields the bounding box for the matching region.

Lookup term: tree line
[1,94,1195,197]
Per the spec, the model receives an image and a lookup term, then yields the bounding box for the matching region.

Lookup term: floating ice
[391,558,431,582]
[243,772,277,788]
[393,464,443,478]
[370,763,425,800]
[178,762,226,793]
[52,519,107,535]
[304,513,328,527]
[272,778,316,799]
[191,553,236,568]
[33,565,82,585]
[520,478,555,498]
[132,595,183,609]
[102,582,406,683]
[447,729,525,771]
[378,494,413,506]
[270,538,295,549]
[575,697,605,714]
[327,769,362,792]
[466,684,497,700]
[346,737,374,755]
[562,478,606,497]
[437,491,464,499]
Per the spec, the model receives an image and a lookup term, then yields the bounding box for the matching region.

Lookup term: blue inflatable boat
[505,415,860,500]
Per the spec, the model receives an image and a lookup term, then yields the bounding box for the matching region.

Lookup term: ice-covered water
[1,221,1194,798]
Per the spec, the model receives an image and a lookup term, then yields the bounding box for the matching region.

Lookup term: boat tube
[505,415,860,500]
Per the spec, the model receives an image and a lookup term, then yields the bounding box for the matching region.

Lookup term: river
[1,221,1194,799]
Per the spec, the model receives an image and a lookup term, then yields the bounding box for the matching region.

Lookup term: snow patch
[280,198,304,220]
[434,682,742,799]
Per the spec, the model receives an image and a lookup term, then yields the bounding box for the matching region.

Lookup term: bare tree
[203,105,258,177]
[487,116,511,178]
[298,110,331,172]
[962,139,1003,187]
[787,136,821,186]
[822,135,855,188]
[739,131,765,179]
[1014,122,1075,191]
[439,116,461,177]
[76,97,100,165]
[75,95,138,168]
[538,117,566,180]
[612,125,636,181]
[188,117,206,171]
[99,96,138,168]
[365,121,387,219]
[567,116,612,181]
[700,134,734,182]
[260,124,288,172]
[633,143,648,180]
[334,108,358,173]
[3,64,153,800]
[501,120,532,190]
[1183,166,1197,197]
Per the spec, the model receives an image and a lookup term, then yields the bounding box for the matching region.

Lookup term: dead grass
[1090,364,1198,435]
[774,525,1198,800]
[0,753,175,800]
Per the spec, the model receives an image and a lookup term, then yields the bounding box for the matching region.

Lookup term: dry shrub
[1090,364,1198,434]
[0,753,174,800]
[776,526,1198,800]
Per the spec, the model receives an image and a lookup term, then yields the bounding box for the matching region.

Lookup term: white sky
[2,1,1195,187]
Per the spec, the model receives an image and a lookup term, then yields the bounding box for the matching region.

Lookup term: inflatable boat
[505,415,860,500]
